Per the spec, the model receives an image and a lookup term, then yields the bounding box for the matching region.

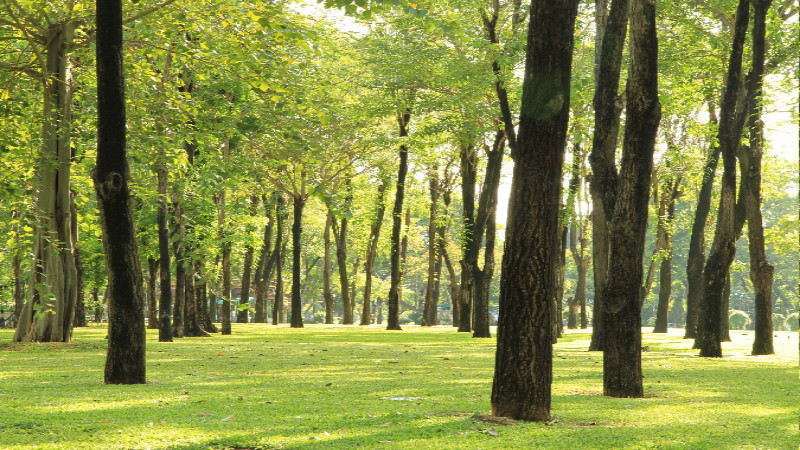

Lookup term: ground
[0,325,796,449]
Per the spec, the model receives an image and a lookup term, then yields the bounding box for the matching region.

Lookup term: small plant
[728,309,751,330]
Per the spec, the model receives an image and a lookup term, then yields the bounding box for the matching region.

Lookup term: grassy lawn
[0,325,796,449]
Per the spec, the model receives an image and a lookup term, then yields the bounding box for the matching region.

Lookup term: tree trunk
[458,143,477,333]
[13,251,23,325]
[219,138,232,335]
[422,170,440,327]
[290,195,305,328]
[653,200,674,333]
[238,245,254,324]
[602,0,660,398]
[254,195,274,324]
[491,0,578,422]
[171,198,186,338]
[323,212,335,324]
[588,0,628,353]
[196,261,217,333]
[146,257,158,329]
[14,21,78,344]
[747,0,774,356]
[697,0,750,358]
[362,178,387,325]
[387,110,411,331]
[334,181,354,324]
[183,259,208,337]
[94,0,146,383]
[272,196,287,325]
[157,141,172,342]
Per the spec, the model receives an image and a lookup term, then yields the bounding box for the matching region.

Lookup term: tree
[95,0,146,383]
[491,0,579,421]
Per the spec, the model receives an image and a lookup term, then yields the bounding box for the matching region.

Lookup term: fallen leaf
[325,382,333,386]
[478,428,499,436]
[197,412,213,416]
[379,422,393,427]
[378,441,393,444]
[578,422,597,426]
[221,415,235,422]
[216,353,224,356]
[98,420,112,424]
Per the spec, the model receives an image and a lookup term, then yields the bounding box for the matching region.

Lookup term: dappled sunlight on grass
[0,325,796,449]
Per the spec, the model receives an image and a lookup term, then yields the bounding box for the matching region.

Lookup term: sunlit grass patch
[0,325,796,449]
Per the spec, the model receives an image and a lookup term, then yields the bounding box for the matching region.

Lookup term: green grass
[0,325,796,449]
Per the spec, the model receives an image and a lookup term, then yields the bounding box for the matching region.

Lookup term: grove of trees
[0,0,796,420]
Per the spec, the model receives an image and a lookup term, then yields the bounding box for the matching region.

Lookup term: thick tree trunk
[422,171,440,327]
[602,0,660,398]
[94,0,146,383]
[361,179,387,325]
[697,0,750,358]
[146,257,158,329]
[747,0,774,356]
[14,22,78,343]
[491,0,578,421]
[458,143,477,333]
[290,195,305,328]
[254,196,274,323]
[588,0,628,353]
[387,110,411,331]
[323,212,335,324]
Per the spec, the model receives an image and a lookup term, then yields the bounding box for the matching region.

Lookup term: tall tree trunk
[238,245,254,324]
[219,137,232,335]
[473,132,505,338]
[172,199,185,338]
[323,212,335,324]
[94,0,146,383]
[697,0,750,358]
[333,181,354,324]
[588,0,628,353]
[362,178,387,325]
[422,170,440,327]
[13,251,23,325]
[147,257,158,329]
[271,196,287,325]
[653,199,675,333]
[747,0,774,356]
[71,192,87,329]
[14,22,78,343]
[458,143,477,333]
[491,0,579,421]
[602,0,660,398]
[253,196,273,323]
[290,195,305,328]
[196,261,217,333]
[183,258,207,337]
[156,49,173,342]
[387,110,411,331]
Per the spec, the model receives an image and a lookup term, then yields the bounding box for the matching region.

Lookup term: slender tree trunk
[172,199,186,338]
[13,251,23,324]
[254,196,273,323]
[362,179,387,325]
[183,259,207,337]
[747,0,774,356]
[458,143,477,333]
[272,196,287,325]
[196,261,217,333]
[602,0,660,398]
[588,0,628,353]
[491,0,579,421]
[720,273,732,341]
[387,110,411,331]
[323,212,335,324]
[147,257,158,329]
[156,142,172,342]
[290,195,305,328]
[422,171,440,327]
[697,0,750,358]
[238,245,254,324]
[14,22,78,343]
[219,138,232,335]
[94,0,146,383]
[333,216,353,324]
[653,199,675,333]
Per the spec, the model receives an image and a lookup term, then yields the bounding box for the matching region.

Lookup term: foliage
[728,309,752,330]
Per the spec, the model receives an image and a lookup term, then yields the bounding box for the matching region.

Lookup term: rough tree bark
[588,0,628,352]
[14,22,79,343]
[147,257,158,329]
[422,169,440,327]
[172,199,186,338]
[237,197,258,324]
[491,0,579,421]
[746,0,774,356]
[332,181,354,324]
[653,185,677,333]
[457,143,477,333]
[272,196,287,324]
[387,110,411,331]
[361,178,387,325]
[697,0,750,358]
[219,137,232,335]
[602,0,660,398]
[94,0,146,383]
[253,195,274,323]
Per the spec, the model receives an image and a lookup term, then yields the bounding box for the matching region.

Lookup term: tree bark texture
[602,0,660,398]
[94,0,146,383]
[458,143,477,333]
[653,197,675,333]
[14,22,78,343]
[290,195,305,328]
[697,0,750,358]
[334,181,354,324]
[172,199,186,338]
[272,197,287,324]
[238,245,254,324]
[254,195,274,323]
[747,0,774,356]
[157,145,172,341]
[147,257,158,329]
[491,0,578,422]
[219,137,232,335]
[422,171,440,327]
[587,0,628,353]
[387,110,411,331]
[361,178,387,325]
